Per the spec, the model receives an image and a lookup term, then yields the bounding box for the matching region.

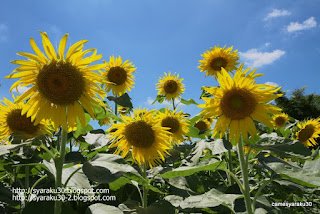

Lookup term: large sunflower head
[272,113,289,129]
[100,55,136,96]
[155,108,189,144]
[6,31,106,131]
[0,97,51,144]
[295,118,320,148]
[198,45,239,79]
[194,118,213,133]
[198,65,282,143]
[108,109,172,168]
[156,72,185,101]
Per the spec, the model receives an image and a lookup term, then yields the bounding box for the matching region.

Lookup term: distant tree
[275,87,320,121]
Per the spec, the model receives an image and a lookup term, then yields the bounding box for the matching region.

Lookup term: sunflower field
[0,32,320,214]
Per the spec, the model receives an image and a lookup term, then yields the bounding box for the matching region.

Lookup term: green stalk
[142,164,148,208]
[225,132,234,186]
[114,100,118,123]
[172,98,176,110]
[237,137,253,214]
[54,127,68,214]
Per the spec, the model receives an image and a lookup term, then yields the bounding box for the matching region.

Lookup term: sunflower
[156,108,189,144]
[194,118,213,132]
[100,55,136,96]
[108,109,171,168]
[6,32,106,131]
[295,118,320,147]
[272,113,289,129]
[0,97,51,145]
[156,72,185,101]
[132,107,149,118]
[118,106,129,116]
[198,65,282,143]
[198,45,239,78]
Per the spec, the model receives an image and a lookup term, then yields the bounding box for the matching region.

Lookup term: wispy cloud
[286,17,317,33]
[240,49,285,67]
[11,85,31,94]
[265,82,278,86]
[265,42,270,47]
[0,23,8,42]
[264,9,291,21]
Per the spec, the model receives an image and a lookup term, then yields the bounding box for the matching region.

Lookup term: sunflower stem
[225,132,234,186]
[237,137,253,214]
[142,164,148,208]
[54,127,68,214]
[114,99,118,123]
[172,98,176,110]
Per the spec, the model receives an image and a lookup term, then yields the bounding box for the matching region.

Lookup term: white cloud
[265,42,270,47]
[12,85,31,94]
[265,82,278,86]
[240,49,285,67]
[286,17,317,33]
[264,9,291,21]
[0,23,8,42]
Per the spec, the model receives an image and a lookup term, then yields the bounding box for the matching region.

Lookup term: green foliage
[275,87,320,121]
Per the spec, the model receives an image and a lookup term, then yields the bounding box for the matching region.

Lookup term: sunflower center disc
[275,117,286,127]
[220,88,257,120]
[298,124,315,142]
[124,121,155,148]
[164,80,178,94]
[161,117,180,133]
[108,66,127,85]
[210,57,228,71]
[195,121,208,131]
[37,61,85,105]
[6,109,39,134]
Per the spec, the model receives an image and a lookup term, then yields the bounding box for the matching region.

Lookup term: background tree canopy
[275,87,320,121]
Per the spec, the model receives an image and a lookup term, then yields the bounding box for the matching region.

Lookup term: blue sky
[0,0,319,119]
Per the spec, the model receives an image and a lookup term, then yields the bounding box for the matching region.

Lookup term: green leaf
[124,173,165,194]
[0,142,29,156]
[165,188,240,210]
[189,139,232,163]
[73,113,93,138]
[161,159,226,179]
[152,95,165,104]
[180,98,198,105]
[253,133,312,159]
[43,161,91,191]
[135,200,175,214]
[83,132,111,150]
[109,177,132,191]
[85,203,123,214]
[187,127,205,139]
[82,154,139,183]
[108,93,133,108]
[258,152,320,187]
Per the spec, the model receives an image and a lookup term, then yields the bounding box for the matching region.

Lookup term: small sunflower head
[0,97,51,144]
[101,55,136,96]
[133,107,149,118]
[296,118,320,147]
[156,108,189,144]
[108,109,172,168]
[198,45,240,78]
[272,113,289,129]
[118,106,129,116]
[194,118,212,132]
[156,72,185,101]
